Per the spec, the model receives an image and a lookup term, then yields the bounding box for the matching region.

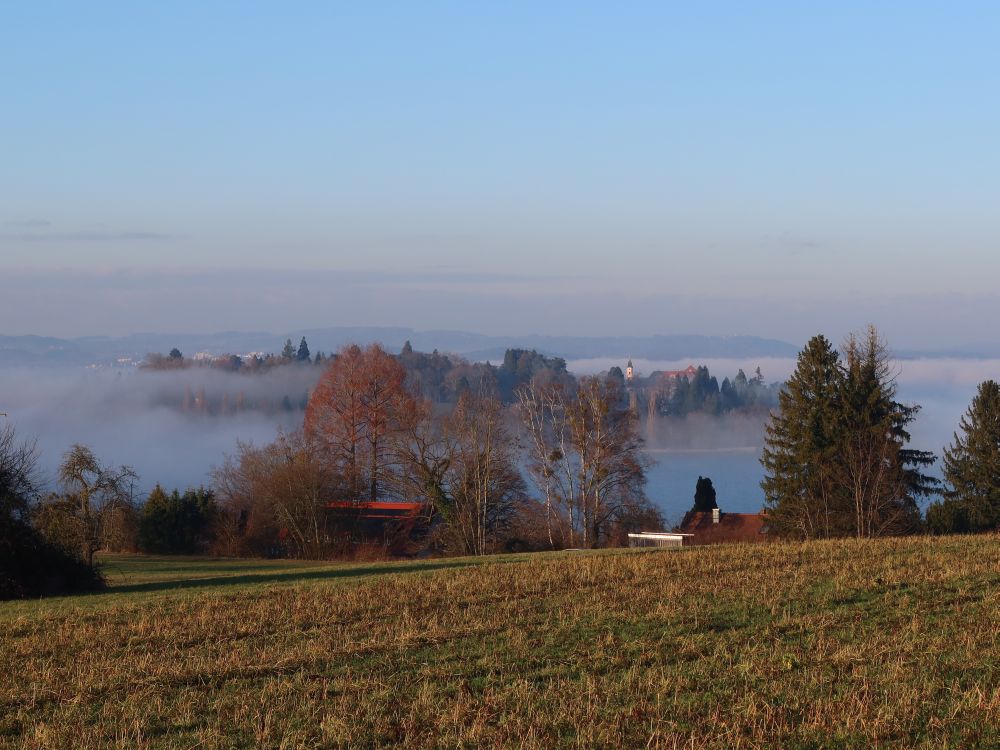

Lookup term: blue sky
[2,3,1000,346]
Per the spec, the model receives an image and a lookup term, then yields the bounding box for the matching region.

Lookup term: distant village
[618,358,779,418]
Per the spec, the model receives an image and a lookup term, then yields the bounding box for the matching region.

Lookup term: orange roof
[658,365,698,379]
[326,501,424,519]
[677,510,768,545]
[327,501,423,510]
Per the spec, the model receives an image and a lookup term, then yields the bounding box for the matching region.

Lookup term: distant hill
[0,335,93,366]
[5,327,1000,368]
[0,329,800,368]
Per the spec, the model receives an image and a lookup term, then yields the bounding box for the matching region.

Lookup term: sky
[3,3,1000,348]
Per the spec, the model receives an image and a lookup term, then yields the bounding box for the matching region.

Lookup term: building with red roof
[676,507,769,545]
[326,501,428,555]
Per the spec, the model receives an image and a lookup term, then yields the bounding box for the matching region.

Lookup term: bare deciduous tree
[516,381,568,548]
[444,391,525,555]
[0,424,40,521]
[213,431,341,559]
[395,391,525,555]
[836,425,910,537]
[41,445,138,566]
[518,376,650,548]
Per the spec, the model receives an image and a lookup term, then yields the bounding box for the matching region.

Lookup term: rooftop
[677,510,768,545]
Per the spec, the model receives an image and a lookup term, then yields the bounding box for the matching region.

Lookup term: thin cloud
[0,230,175,242]
[3,219,52,228]
[761,231,827,254]
[0,266,580,289]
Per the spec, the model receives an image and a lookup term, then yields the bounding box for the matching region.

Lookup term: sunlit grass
[2,537,999,748]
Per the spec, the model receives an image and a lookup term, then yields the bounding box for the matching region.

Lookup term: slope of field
[2,538,999,749]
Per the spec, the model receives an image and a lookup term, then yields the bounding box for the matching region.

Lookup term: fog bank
[570,356,1000,457]
[2,356,996,510]
[0,367,315,495]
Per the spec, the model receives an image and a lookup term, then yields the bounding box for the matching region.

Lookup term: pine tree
[930,380,1000,533]
[281,339,296,360]
[296,337,310,362]
[760,335,843,538]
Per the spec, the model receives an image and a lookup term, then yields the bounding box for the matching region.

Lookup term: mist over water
[0,367,314,494]
[639,413,772,520]
[1,357,996,519]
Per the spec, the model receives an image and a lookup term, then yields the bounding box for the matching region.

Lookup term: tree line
[620,365,779,418]
[143,339,578,409]
[7,328,1000,598]
[761,326,1000,538]
[143,337,329,372]
[2,342,657,597]
[215,343,657,558]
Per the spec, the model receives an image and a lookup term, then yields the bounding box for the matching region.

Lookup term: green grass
[2,537,999,748]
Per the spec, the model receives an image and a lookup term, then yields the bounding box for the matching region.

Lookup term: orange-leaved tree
[304,343,417,504]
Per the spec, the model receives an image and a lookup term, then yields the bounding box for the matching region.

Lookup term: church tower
[625,359,634,381]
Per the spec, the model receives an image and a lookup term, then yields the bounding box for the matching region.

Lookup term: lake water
[643,447,765,523]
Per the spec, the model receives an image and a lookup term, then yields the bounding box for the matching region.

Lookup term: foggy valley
[3,353,994,520]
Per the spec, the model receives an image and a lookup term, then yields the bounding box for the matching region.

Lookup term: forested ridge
[140,339,775,418]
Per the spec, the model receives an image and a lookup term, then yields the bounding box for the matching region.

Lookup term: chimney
[712,507,720,524]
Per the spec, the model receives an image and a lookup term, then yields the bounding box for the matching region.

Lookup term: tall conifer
[761,328,935,538]
[296,337,311,362]
[930,380,1000,532]
[836,327,930,535]
[761,335,842,538]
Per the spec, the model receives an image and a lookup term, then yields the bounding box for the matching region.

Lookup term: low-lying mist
[641,412,770,452]
[569,356,999,456]
[0,367,316,494]
[2,356,996,515]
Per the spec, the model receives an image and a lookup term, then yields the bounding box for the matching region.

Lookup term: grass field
[2,537,999,749]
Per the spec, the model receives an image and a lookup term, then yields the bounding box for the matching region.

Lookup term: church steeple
[626,359,634,381]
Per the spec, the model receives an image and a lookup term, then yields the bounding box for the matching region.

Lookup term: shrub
[0,515,104,600]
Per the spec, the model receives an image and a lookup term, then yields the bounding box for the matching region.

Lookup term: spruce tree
[836,327,930,536]
[296,337,310,362]
[763,327,936,539]
[932,380,1000,532]
[760,335,843,538]
[281,338,296,360]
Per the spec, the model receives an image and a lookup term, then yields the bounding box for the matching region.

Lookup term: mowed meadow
[2,538,999,749]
